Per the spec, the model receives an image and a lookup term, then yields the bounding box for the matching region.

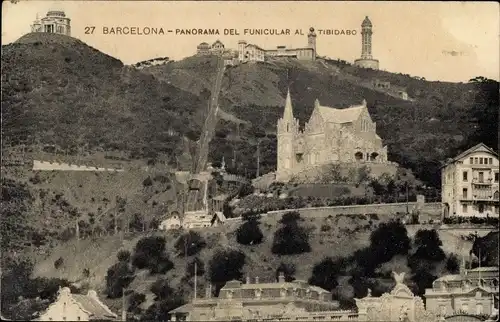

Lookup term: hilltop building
[441,143,499,218]
[196,27,317,64]
[424,265,499,318]
[35,287,118,321]
[31,11,71,36]
[354,16,379,70]
[276,89,391,182]
[238,27,316,62]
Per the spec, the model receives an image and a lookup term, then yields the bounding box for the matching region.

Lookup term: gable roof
[212,40,224,47]
[316,100,367,124]
[38,288,117,321]
[72,293,117,320]
[443,143,498,167]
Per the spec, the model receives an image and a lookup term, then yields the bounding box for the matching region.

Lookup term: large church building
[276,89,391,182]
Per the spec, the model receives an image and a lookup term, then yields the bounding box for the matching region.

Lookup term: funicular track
[185,56,225,212]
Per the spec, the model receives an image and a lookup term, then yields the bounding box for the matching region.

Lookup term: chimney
[246,276,251,284]
[278,272,285,283]
[255,276,259,284]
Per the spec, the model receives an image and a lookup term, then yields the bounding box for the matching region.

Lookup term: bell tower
[307,27,317,58]
[276,88,299,182]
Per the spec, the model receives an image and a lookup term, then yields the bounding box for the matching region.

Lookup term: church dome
[362,16,372,27]
[47,10,66,17]
[197,42,210,49]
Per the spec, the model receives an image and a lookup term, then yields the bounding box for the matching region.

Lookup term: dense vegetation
[308,222,461,308]
[2,33,204,164]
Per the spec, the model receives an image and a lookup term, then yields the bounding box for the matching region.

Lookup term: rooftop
[316,100,367,124]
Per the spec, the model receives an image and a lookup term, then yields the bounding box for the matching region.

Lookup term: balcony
[472,178,494,185]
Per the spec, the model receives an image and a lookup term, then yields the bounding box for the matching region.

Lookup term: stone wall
[32,160,124,172]
[266,202,442,219]
[225,201,442,224]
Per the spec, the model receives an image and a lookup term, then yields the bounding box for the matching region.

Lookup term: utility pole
[121,286,127,321]
[405,182,409,214]
[194,261,198,301]
[256,139,261,178]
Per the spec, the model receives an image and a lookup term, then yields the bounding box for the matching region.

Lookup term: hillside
[28,212,484,318]
[2,33,209,164]
[142,56,498,187]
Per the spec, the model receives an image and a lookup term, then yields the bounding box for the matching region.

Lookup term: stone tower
[307,27,317,57]
[354,16,379,69]
[276,88,300,182]
[360,16,373,59]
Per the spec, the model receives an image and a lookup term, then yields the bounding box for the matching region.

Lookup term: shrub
[238,183,255,198]
[174,231,206,256]
[117,250,131,262]
[142,176,153,187]
[54,257,64,269]
[320,224,331,232]
[236,218,264,245]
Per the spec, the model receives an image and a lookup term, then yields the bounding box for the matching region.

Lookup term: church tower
[307,27,317,58]
[354,16,379,70]
[276,88,300,182]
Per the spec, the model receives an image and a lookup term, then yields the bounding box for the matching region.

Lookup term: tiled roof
[169,303,193,313]
[468,267,499,273]
[72,293,117,320]
[318,104,365,124]
[442,143,498,167]
[435,274,463,282]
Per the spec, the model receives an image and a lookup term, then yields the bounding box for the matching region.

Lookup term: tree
[272,212,311,255]
[132,236,174,274]
[465,77,499,151]
[308,257,348,292]
[369,220,410,265]
[471,231,499,267]
[236,216,264,245]
[150,278,175,300]
[411,229,446,262]
[105,261,135,298]
[174,231,206,256]
[208,249,246,295]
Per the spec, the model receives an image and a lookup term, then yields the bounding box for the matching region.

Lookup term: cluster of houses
[35,263,498,321]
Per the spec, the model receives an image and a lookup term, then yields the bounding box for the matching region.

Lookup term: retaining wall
[32,160,124,172]
[225,202,442,224]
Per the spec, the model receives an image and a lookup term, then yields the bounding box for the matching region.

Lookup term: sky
[2,0,499,83]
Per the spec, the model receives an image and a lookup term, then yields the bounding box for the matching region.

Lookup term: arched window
[355,152,363,161]
[494,191,499,199]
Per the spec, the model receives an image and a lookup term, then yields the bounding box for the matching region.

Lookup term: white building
[35,287,117,321]
[31,11,71,36]
[441,143,499,218]
[159,211,226,231]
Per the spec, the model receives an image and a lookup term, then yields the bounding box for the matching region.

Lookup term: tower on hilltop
[307,27,317,58]
[276,88,300,182]
[354,16,379,70]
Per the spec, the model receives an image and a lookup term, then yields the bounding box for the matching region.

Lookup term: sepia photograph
[1,0,499,321]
